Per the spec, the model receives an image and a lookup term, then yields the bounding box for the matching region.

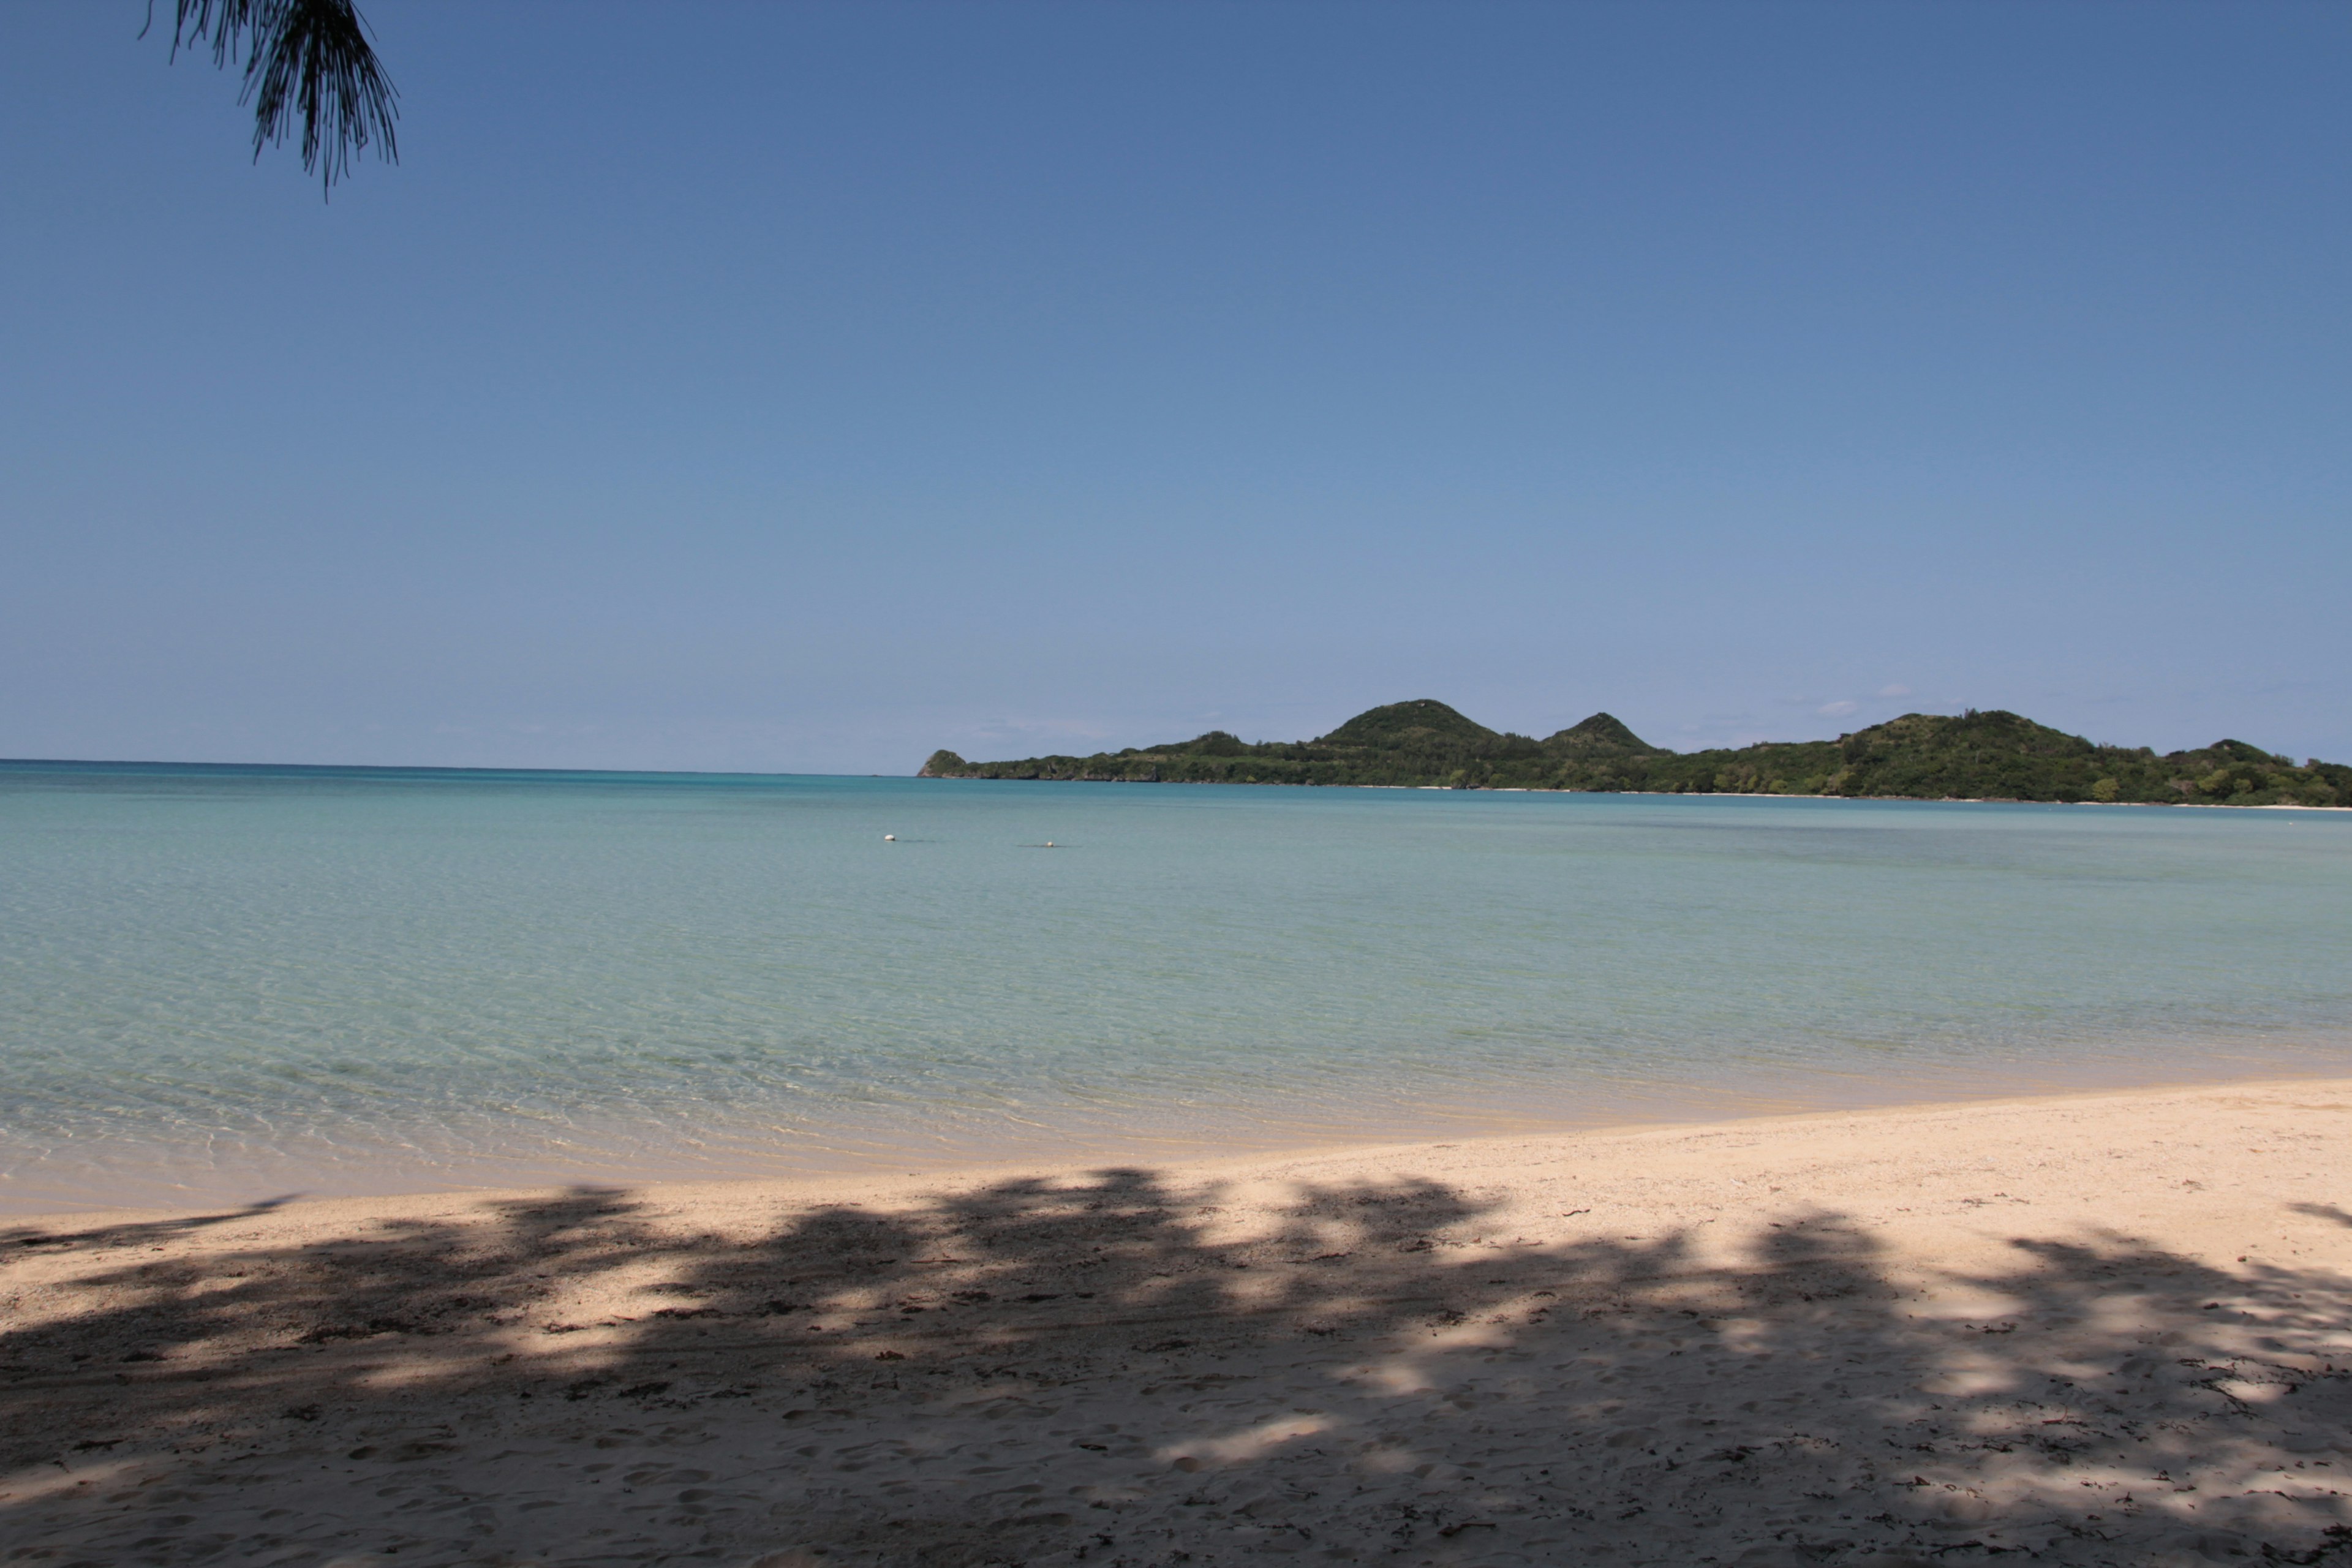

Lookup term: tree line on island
[921,699,2352,807]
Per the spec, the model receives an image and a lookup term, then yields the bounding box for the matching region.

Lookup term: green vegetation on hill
[919,700,2352,806]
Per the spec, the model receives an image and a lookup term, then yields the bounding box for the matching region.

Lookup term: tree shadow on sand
[1,1169,2347,1566]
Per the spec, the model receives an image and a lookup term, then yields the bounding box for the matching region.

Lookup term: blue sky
[4,1,2346,772]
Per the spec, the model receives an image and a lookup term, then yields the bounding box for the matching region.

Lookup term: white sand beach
[4,1077,2350,1566]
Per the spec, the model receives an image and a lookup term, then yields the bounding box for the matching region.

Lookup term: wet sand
[4,1077,2349,1565]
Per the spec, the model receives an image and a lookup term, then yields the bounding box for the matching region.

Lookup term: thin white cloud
[1817,699,1859,718]
[1877,684,1912,698]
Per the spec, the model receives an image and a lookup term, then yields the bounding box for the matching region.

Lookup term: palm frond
[154,0,398,192]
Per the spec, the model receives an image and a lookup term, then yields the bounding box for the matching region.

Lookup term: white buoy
[1044,840,1055,848]
[883,834,897,842]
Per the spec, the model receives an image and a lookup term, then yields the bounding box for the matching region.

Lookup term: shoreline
[8,1074,2350,1561]
[19,1063,2352,1232]
[931,774,2352,808]
[20,1046,2352,1223]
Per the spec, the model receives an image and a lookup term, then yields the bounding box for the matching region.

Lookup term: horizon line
[0,756,908,782]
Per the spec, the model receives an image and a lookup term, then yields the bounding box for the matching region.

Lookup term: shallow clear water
[4,761,2349,1213]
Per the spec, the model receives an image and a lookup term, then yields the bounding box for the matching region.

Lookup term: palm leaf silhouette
[149,0,398,193]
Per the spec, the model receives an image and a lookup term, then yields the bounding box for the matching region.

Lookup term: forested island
[921,699,2352,807]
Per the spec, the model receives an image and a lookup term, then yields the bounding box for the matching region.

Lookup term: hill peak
[1315,699,1499,748]
[1544,712,1660,753]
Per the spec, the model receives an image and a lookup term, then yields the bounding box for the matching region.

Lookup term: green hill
[1317,698,1500,748]
[1545,712,1660,755]
[919,703,2351,806]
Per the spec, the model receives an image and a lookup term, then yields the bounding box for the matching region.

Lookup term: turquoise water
[4,760,2350,1213]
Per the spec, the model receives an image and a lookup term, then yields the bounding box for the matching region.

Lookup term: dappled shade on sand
[3,1136,2349,1566]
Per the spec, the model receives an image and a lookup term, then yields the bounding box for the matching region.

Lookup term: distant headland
[920,699,2352,807]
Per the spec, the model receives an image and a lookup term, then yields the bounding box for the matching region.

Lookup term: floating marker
[883,834,897,842]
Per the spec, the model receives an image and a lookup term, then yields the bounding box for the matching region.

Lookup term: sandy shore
[3,1079,2348,1566]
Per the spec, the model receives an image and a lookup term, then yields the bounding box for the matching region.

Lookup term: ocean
[4,760,2348,1213]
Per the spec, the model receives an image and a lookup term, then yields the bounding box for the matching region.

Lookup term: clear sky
[4,1,2346,773]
